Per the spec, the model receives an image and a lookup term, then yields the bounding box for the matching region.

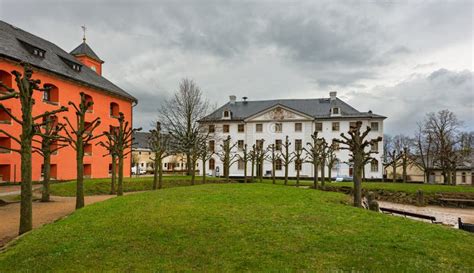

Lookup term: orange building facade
[0,21,137,182]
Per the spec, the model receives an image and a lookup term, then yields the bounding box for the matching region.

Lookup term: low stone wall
[322,185,474,207]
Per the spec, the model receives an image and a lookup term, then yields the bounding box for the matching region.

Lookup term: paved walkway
[0,195,115,247]
[0,185,41,197]
[378,201,474,228]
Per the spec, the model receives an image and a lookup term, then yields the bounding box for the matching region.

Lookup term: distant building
[132,132,189,174]
[198,92,386,178]
[385,155,473,185]
[0,20,137,182]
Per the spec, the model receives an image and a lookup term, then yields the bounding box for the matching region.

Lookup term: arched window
[0,107,12,124]
[43,83,59,104]
[110,102,119,118]
[84,94,93,112]
[209,158,215,170]
[0,70,13,93]
[371,159,379,172]
[223,110,231,118]
[461,172,466,183]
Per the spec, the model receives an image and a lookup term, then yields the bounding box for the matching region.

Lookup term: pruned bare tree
[333,121,382,207]
[266,143,280,184]
[96,128,118,194]
[159,79,209,176]
[326,142,339,183]
[280,136,293,185]
[292,147,306,187]
[238,144,251,183]
[34,115,68,202]
[0,63,67,234]
[63,92,102,208]
[198,138,214,184]
[254,139,267,182]
[149,121,169,189]
[304,132,323,189]
[217,136,238,182]
[393,134,414,182]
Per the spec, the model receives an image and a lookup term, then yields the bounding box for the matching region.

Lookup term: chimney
[329,91,337,101]
[229,95,236,104]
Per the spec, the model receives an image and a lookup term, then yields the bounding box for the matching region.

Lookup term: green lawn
[260,179,474,194]
[48,175,228,196]
[1,184,473,272]
[328,181,474,194]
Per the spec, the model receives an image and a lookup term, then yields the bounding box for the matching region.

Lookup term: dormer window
[223,110,230,118]
[59,56,82,72]
[18,39,45,58]
[332,107,340,115]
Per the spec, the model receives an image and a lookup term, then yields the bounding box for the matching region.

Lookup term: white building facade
[198,92,386,179]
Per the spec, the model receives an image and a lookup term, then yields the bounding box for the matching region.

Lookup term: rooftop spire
[81,25,87,42]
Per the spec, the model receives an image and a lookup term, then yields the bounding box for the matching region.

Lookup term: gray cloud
[0,0,472,132]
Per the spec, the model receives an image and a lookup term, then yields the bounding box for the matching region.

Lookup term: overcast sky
[1,0,472,135]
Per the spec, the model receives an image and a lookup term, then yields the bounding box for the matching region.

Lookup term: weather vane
[81,25,87,42]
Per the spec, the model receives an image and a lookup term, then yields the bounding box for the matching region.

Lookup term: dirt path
[378,201,474,228]
[0,195,115,247]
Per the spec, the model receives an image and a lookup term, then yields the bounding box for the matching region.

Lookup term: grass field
[48,175,227,196]
[328,181,474,194]
[1,184,473,272]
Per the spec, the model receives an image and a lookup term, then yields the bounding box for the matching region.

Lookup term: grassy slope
[1,184,473,272]
[328,181,474,194]
[48,175,226,196]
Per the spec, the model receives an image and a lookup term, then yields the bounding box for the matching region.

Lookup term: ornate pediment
[247,105,311,121]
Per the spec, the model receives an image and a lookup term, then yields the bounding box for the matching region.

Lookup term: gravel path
[378,201,474,228]
[0,195,115,247]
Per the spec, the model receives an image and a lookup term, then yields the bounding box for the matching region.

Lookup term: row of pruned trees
[0,63,137,235]
[382,110,472,185]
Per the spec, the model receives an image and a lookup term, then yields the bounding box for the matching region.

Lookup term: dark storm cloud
[0,0,472,133]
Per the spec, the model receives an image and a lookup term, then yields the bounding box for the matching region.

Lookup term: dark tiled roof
[133,132,151,150]
[0,20,136,102]
[70,41,103,63]
[202,98,386,121]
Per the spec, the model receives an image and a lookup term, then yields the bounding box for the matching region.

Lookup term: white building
[198,92,386,179]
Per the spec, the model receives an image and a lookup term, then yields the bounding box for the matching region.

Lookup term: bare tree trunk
[328,167,332,184]
[19,135,33,234]
[191,160,196,185]
[158,157,163,189]
[272,160,276,184]
[186,152,192,176]
[41,153,51,202]
[117,155,124,196]
[153,157,159,190]
[251,158,255,183]
[320,162,326,189]
[110,155,116,194]
[392,162,396,183]
[76,143,85,209]
[313,163,319,189]
[353,158,363,208]
[202,157,206,184]
[284,164,289,185]
[296,168,300,187]
[243,161,247,183]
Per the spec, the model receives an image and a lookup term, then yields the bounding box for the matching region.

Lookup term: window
[275,139,282,151]
[208,125,215,133]
[371,142,378,152]
[256,123,263,132]
[209,140,215,152]
[238,159,245,170]
[295,139,302,151]
[315,122,323,132]
[295,123,302,132]
[0,107,12,124]
[238,124,244,133]
[18,40,45,58]
[295,159,302,171]
[42,84,59,105]
[331,140,339,150]
[84,94,93,112]
[223,124,229,133]
[256,139,264,150]
[84,144,92,156]
[0,70,13,93]
[349,122,357,129]
[110,102,119,118]
[371,122,379,132]
[462,172,466,183]
[275,123,282,133]
[0,137,11,153]
[332,107,339,115]
[332,122,340,131]
[237,140,244,150]
[275,159,282,170]
[223,110,230,118]
[371,160,379,172]
[209,158,215,170]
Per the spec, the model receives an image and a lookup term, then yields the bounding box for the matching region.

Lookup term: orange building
[0,20,137,182]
